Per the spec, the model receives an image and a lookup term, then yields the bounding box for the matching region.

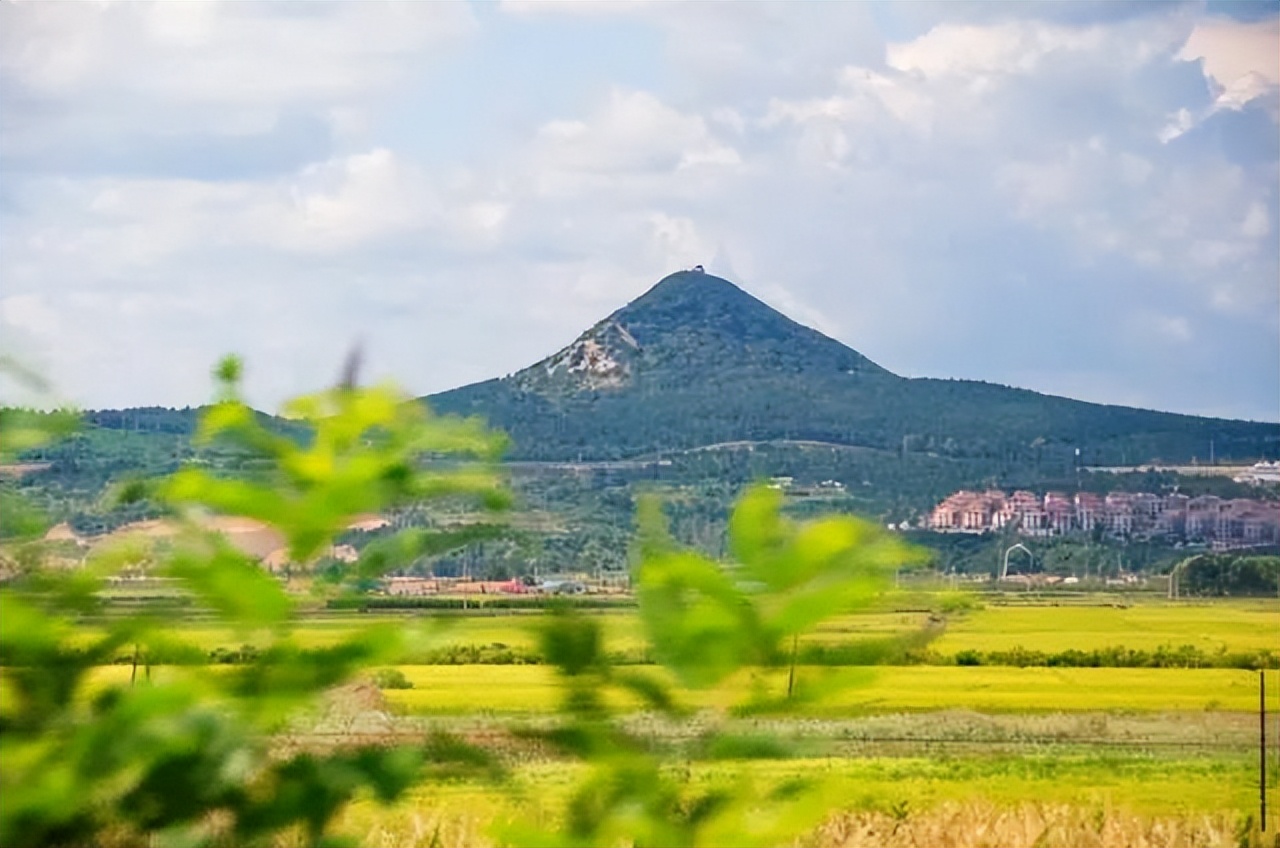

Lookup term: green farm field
[73,609,922,660]
[380,665,1263,715]
[932,600,1280,656]
[331,753,1262,848]
[93,597,1279,661]
[5,663,1262,718]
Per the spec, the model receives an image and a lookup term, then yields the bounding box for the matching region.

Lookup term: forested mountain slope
[427,271,1278,466]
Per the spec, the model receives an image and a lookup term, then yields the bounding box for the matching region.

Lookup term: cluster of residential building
[929,489,1280,549]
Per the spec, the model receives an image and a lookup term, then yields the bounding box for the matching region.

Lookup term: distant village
[928,489,1280,550]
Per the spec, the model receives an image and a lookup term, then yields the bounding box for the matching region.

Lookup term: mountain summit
[428,271,1276,464]
[511,270,890,397]
[600,270,885,375]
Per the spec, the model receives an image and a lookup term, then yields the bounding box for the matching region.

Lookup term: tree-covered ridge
[428,271,1279,465]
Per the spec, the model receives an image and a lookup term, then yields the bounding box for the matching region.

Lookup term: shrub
[372,668,414,690]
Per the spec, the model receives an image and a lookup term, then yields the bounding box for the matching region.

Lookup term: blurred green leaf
[2,359,513,848]
[541,608,605,678]
[165,535,293,628]
[0,490,49,541]
[634,485,918,692]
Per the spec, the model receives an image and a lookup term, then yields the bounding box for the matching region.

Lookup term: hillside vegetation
[428,271,1278,466]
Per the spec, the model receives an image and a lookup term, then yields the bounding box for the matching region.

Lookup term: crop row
[84,641,1277,670]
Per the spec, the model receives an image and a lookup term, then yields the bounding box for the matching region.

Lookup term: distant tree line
[1175,553,1280,597]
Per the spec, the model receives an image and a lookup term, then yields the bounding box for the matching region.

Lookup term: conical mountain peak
[510,269,892,397]
[426,268,1276,463]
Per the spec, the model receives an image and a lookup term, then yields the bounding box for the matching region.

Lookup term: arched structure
[1001,543,1034,580]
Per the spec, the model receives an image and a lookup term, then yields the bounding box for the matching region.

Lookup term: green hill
[427,270,1278,466]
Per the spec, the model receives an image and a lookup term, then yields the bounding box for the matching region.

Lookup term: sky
[1,0,1277,422]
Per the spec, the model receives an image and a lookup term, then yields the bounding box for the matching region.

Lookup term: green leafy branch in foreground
[3,356,929,848]
[504,487,925,848]
[0,357,510,848]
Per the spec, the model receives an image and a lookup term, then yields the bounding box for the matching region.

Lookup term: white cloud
[265,149,434,252]
[531,89,740,185]
[1134,312,1194,344]
[1169,16,1280,131]
[887,21,1107,78]
[764,68,930,133]
[1,2,474,105]
[0,294,60,338]
[1,149,442,286]
[1242,202,1270,239]
[996,144,1274,313]
[646,213,713,271]
[1158,107,1196,143]
[752,17,1273,324]
[0,2,477,166]
[502,1,884,105]
[1181,16,1280,93]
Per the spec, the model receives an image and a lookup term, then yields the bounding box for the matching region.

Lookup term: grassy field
[73,611,643,654]
[333,753,1265,848]
[92,598,1279,663]
[381,665,1264,715]
[18,660,1262,720]
[933,600,1280,656]
[106,608,927,650]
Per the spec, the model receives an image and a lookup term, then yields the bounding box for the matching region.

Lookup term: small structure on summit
[690,264,705,273]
